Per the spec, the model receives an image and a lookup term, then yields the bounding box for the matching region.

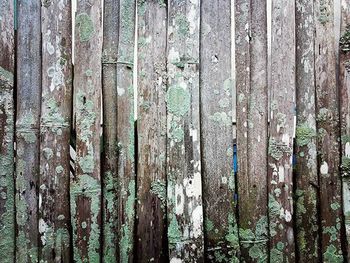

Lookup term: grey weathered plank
[201,0,239,262]
[15,0,41,261]
[102,0,119,261]
[0,0,15,261]
[116,0,136,262]
[236,0,269,261]
[340,1,350,259]
[295,0,321,261]
[39,0,73,261]
[315,0,345,261]
[166,0,204,261]
[135,1,168,262]
[71,0,103,261]
[268,0,296,261]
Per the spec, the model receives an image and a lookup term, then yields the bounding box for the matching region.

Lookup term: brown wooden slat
[116,0,136,262]
[295,0,321,261]
[71,0,103,261]
[135,1,168,262]
[267,0,296,261]
[236,0,269,261]
[315,0,345,261]
[15,0,41,261]
[102,0,120,261]
[0,0,15,261]
[166,0,204,261]
[340,1,350,260]
[39,1,73,262]
[201,0,240,262]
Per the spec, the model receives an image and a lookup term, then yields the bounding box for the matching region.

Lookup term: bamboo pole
[71,0,103,261]
[102,0,119,261]
[39,0,73,261]
[166,0,204,261]
[15,0,42,261]
[268,0,296,261]
[135,1,168,261]
[295,0,321,261]
[0,0,15,261]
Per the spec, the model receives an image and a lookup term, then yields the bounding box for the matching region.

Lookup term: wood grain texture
[15,0,41,261]
[116,0,136,262]
[166,0,204,261]
[102,0,119,261]
[340,1,350,260]
[295,0,321,261]
[268,0,296,261]
[71,0,103,261]
[315,0,345,261]
[0,0,15,261]
[201,1,239,262]
[135,1,168,262]
[39,1,73,261]
[236,0,269,261]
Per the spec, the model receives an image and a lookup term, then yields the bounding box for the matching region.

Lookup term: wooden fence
[2,0,350,262]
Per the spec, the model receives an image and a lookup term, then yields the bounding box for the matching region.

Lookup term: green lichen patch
[317,108,329,122]
[150,180,166,209]
[323,244,343,263]
[340,25,350,53]
[170,126,184,143]
[75,13,95,42]
[0,66,14,86]
[209,112,231,126]
[319,0,330,25]
[341,157,350,176]
[268,138,292,160]
[296,123,316,147]
[175,14,189,38]
[168,216,182,245]
[166,85,191,117]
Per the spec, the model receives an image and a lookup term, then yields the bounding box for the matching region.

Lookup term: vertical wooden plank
[0,0,15,261]
[136,1,168,262]
[116,0,136,262]
[315,0,345,261]
[102,0,119,261]
[268,0,296,261]
[340,1,350,259]
[39,0,73,262]
[236,0,269,261]
[201,1,239,262]
[295,0,321,261]
[15,0,41,261]
[71,0,103,261]
[166,0,204,261]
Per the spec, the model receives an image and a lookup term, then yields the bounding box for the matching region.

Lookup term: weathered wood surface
[166,0,204,261]
[268,0,296,261]
[39,1,73,261]
[135,1,168,262]
[102,0,119,261]
[71,0,103,261]
[235,0,269,261]
[201,0,239,262]
[15,0,42,261]
[0,0,15,261]
[315,0,345,261]
[295,0,321,261]
[116,0,136,262]
[340,1,350,260]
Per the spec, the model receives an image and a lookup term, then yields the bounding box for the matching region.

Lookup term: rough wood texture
[268,0,296,261]
[15,0,42,261]
[135,1,168,262]
[295,0,321,261]
[166,0,204,261]
[102,0,119,261]
[71,0,103,261]
[201,1,239,262]
[315,0,345,261]
[39,1,73,262]
[235,0,269,262]
[340,1,350,259]
[0,0,15,261]
[116,0,136,262]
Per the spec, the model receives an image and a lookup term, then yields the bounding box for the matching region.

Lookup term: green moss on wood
[268,138,292,160]
[296,123,316,147]
[166,85,191,117]
[75,13,95,42]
